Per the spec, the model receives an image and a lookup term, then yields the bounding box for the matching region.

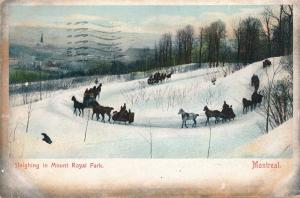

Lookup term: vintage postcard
[0,0,299,197]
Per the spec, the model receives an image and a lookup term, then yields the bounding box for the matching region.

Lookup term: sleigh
[112,110,135,124]
[263,59,271,68]
[147,77,158,85]
[83,95,97,108]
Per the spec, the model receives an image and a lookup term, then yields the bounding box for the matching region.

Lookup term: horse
[71,96,85,116]
[148,72,168,84]
[251,91,263,109]
[148,74,159,85]
[178,108,199,128]
[84,83,102,99]
[95,83,102,99]
[160,73,166,82]
[92,103,114,122]
[166,72,173,80]
[251,74,260,91]
[203,106,222,126]
[242,98,252,113]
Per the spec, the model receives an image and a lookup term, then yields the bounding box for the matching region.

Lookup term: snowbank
[227,119,292,158]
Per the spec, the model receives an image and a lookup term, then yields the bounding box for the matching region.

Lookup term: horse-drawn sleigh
[147,71,173,85]
[112,103,135,124]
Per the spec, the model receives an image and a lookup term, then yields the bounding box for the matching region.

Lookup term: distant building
[36,33,44,48]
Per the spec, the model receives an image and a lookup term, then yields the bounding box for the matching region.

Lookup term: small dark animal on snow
[263,59,271,68]
[71,96,85,116]
[242,98,252,113]
[203,106,222,126]
[178,108,199,128]
[211,76,217,85]
[251,74,260,91]
[92,103,114,122]
[251,91,263,109]
[41,133,52,144]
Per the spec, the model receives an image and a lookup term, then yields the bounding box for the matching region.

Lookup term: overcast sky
[8,5,277,49]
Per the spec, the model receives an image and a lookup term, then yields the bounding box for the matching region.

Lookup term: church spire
[40,33,43,43]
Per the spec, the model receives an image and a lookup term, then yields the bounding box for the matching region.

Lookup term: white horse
[178,108,199,128]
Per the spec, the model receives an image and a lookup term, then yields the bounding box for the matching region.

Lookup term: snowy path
[9,57,292,158]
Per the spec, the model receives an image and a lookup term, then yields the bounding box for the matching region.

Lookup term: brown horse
[251,91,263,109]
[84,83,102,99]
[71,96,85,116]
[251,74,260,92]
[92,103,114,122]
[242,98,253,113]
[203,106,222,126]
[95,83,102,99]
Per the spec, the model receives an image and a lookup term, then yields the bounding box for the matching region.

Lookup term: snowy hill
[227,119,292,158]
[9,57,293,158]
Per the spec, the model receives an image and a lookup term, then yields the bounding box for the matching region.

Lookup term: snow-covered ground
[8,57,293,158]
[227,119,292,158]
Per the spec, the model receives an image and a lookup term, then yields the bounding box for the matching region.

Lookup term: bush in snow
[261,56,293,132]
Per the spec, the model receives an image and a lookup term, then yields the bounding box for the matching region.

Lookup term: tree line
[10,5,293,84]
[151,5,292,70]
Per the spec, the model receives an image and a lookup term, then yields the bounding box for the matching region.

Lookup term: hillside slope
[9,57,292,158]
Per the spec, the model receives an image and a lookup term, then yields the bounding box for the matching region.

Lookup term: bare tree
[25,101,33,133]
[158,33,173,67]
[205,20,226,67]
[200,83,223,158]
[12,122,20,142]
[198,27,204,67]
[137,120,153,158]
[184,25,194,63]
[234,20,242,69]
[265,6,285,55]
[39,62,43,101]
[214,21,226,67]
[263,9,272,57]
[282,5,293,54]
[207,125,212,158]
[263,57,293,132]
[84,110,90,142]
[175,25,194,65]
[262,58,285,133]
[154,41,158,67]
[175,29,184,65]
[239,17,263,65]
[148,121,153,158]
